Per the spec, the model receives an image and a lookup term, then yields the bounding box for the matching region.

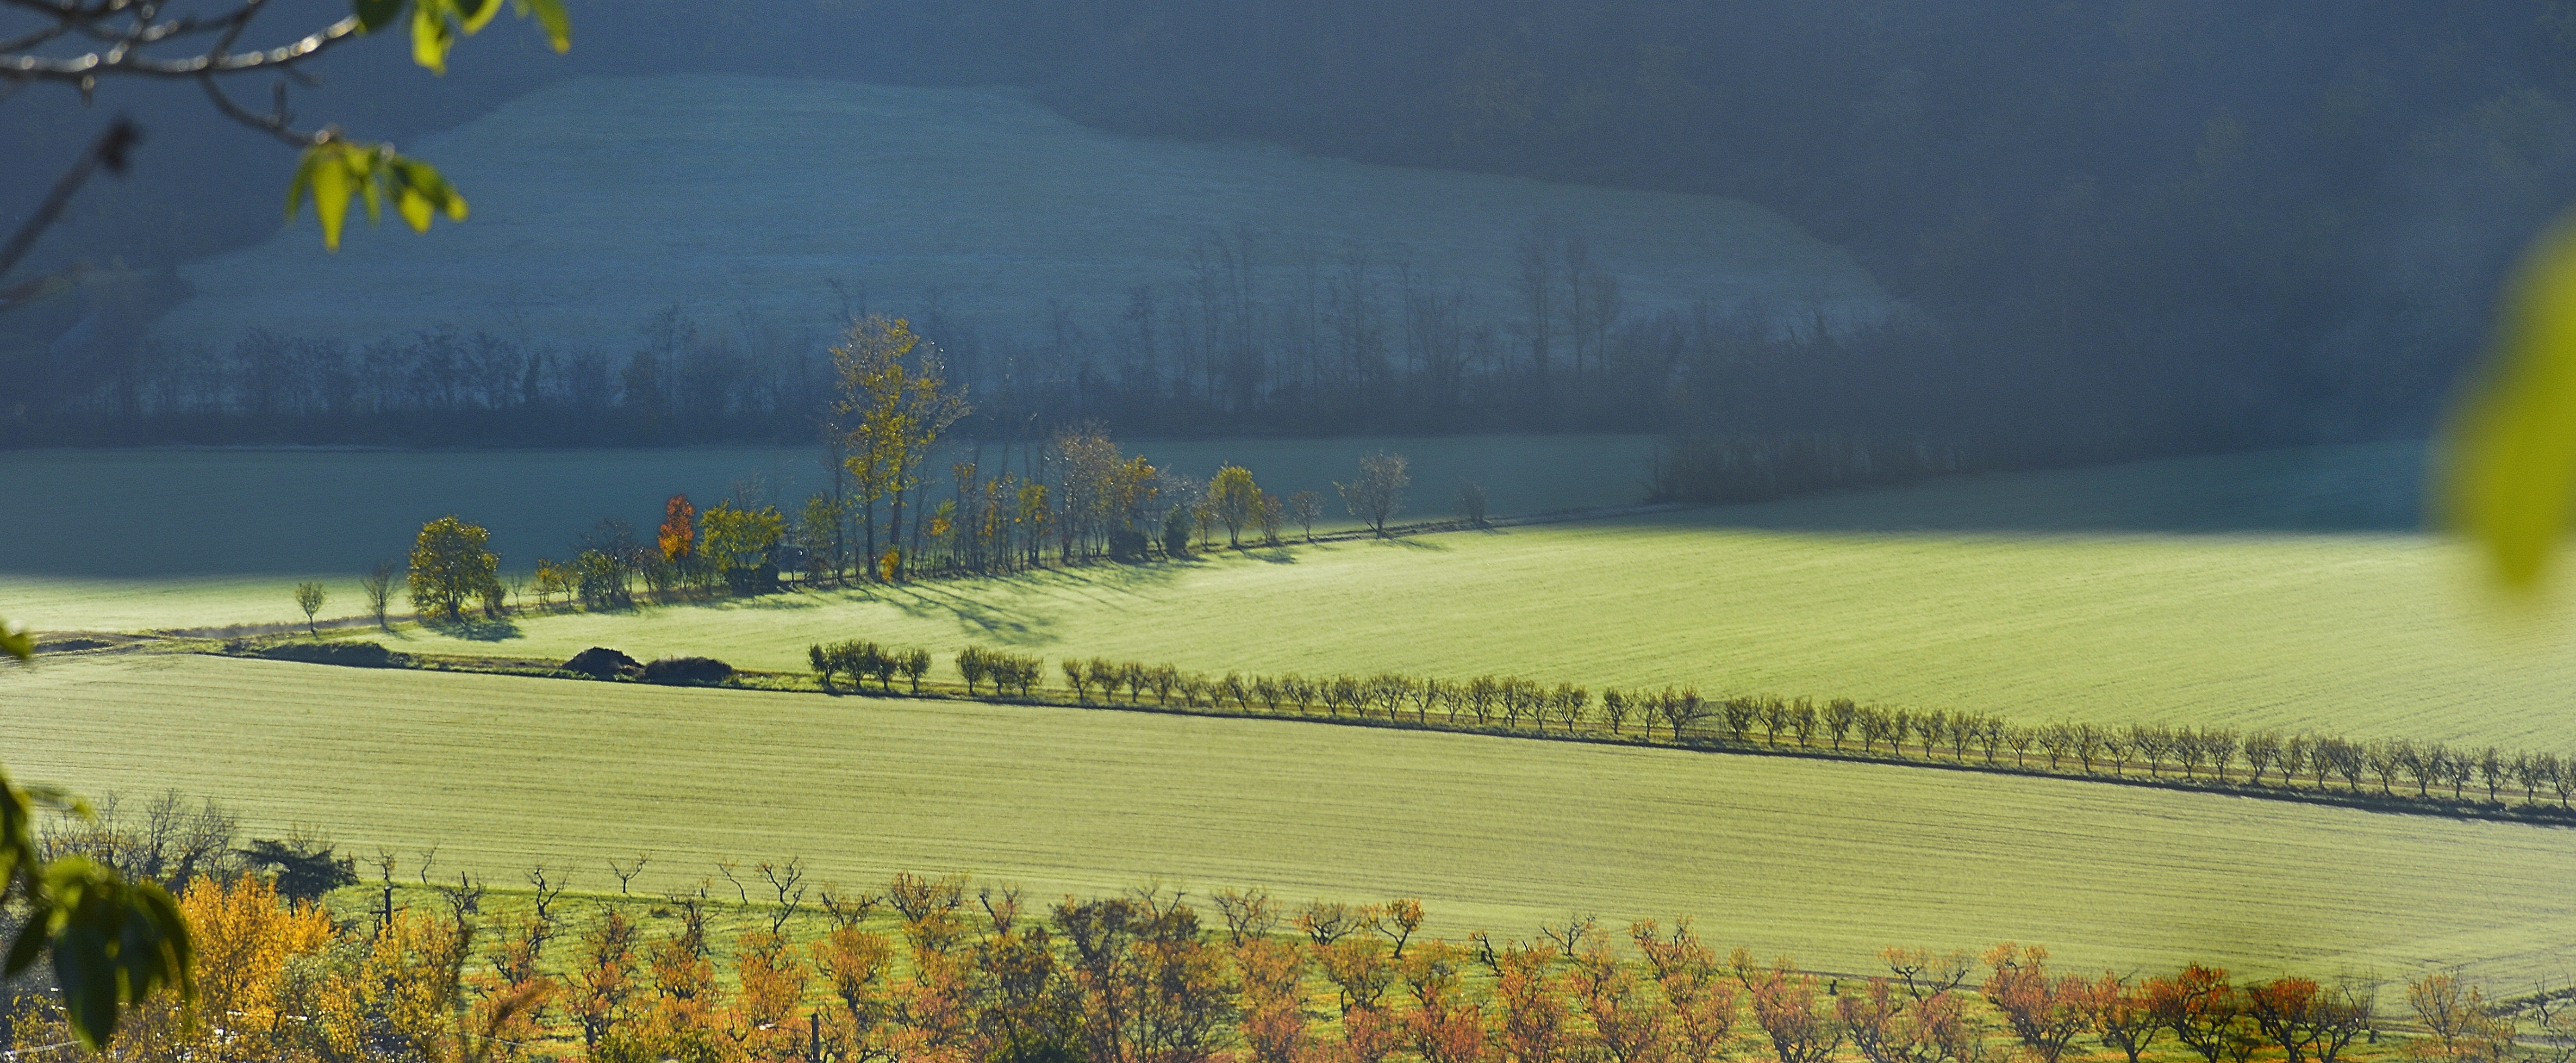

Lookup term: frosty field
[6,651,2570,986]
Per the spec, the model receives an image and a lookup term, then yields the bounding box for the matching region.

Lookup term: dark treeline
[15,1,2571,460]
[4,228,1946,453]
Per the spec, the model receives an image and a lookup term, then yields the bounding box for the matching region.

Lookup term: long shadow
[415,617,523,642]
[866,580,1063,647]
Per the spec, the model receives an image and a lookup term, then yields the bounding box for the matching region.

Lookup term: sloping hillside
[152,75,1896,348]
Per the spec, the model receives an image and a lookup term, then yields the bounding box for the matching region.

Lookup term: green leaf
[515,0,571,52]
[358,152,385,228]
[311,151,355,251]
[2,913,45,977]
[2443,208,2576,590]
[457,0,502,34]
[352,0,404,32]
[0,767,31,898]
[55,920,116,1049]
[387,156,468,232]
[37,858,193,1051]
[412,0,457,74]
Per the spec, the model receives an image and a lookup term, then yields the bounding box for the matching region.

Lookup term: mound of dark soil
[642,656,733,685]
[564,647,643,678]
[258,641,401,668]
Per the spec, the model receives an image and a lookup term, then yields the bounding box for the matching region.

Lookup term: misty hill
[152,75,1897,350]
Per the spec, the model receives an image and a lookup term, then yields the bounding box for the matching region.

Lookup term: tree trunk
[863,497,879,581]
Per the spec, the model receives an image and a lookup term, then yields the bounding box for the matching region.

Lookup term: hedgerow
[811,649,2576,824]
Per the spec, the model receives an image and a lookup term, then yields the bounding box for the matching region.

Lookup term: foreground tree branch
[0,114,136,305]
[0,0,568,290]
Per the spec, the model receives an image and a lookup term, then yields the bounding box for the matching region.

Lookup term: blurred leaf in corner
[2443,208,2576,592]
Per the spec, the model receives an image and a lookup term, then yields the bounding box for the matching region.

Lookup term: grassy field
[8,651,2571,986]
[14,441,2572,746]
[266,441,2560,751]
[149,75,1895,348]
[0,435,1650,631]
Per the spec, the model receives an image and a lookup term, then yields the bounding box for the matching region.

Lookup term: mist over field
[8,1,2576,1055]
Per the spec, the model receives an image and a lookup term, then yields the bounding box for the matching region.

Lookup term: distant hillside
[152,75,1897,351]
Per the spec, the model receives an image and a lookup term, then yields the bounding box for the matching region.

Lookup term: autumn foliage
[17,873,2507,1063]
[659,494,697,563]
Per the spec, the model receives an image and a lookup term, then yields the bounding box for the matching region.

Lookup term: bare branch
[2,6,363,82]
[0,113,137,289]
[197,70,317,145]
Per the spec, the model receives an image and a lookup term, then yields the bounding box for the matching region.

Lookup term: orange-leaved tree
[2084,972,2164,1063]
[1736,949,1845,1063]
[660,494,698,564]
[1982,942,2093,1063]
[1634,918,1738,1063]
[2150,965,2244,1063]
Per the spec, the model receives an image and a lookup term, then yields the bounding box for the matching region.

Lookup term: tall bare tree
[1513,216,1560,385]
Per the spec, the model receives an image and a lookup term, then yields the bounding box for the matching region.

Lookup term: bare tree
[606,852,650,895]
[1337,450,1409,537]
[1514,217,1560,383]
[1287,489,1323,541]
[759,857,807,934]
[360,558,396,628]
[1454,479,1490,526]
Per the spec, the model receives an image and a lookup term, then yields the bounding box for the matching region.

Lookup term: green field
[149,75,1895,348]
[8,651,2571,986]
[139,440,2560,750]
[14,440,2574,746]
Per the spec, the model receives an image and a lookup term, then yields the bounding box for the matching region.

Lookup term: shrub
[958,647,1042,697]
[564,646,642,678]
[258,641,402,668]
[642,656,733,685]
[899,648,931,694]
[958,646,992,694]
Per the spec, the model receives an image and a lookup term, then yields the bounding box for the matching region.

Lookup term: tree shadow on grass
[682,587,835,612]
[873,580,1059,645]
[418,616,523,642]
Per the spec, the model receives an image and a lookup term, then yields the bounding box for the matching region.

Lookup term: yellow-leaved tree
[408,514,502,622]
[1210,465,1261,547]
[833,315,971,581]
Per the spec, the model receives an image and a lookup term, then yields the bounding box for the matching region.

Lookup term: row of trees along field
[778,649,2576,822]
[374,433,1423,622]
[11,819,2570,1063]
